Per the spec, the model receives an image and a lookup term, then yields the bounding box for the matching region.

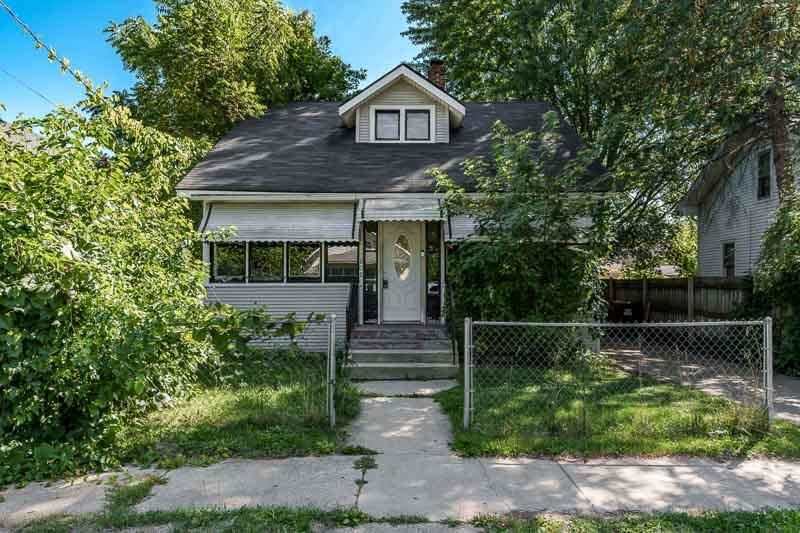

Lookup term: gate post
[463,317,472,429]
[764,317,774,421]
[328,314,337,429]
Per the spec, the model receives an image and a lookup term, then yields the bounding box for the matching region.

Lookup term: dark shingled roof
[177,101,608,193]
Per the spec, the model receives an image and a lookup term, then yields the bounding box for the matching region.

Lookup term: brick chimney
[427,59,446,90]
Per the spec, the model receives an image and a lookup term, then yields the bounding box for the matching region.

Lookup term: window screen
[288,243,322,282]
[757,151,771,199]
[723,242,736,278]
[405,110,430,140]
[325,243,358,282]
[375,110,400,140]
[211,243,245,283]
[249,243,283,282]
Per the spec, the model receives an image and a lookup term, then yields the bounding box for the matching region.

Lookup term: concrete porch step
[347,362,459,380]
[349,349,454,364]
[349,340,452,352]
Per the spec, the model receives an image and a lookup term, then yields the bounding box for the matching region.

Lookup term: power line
[0,63,56,106]
[0,0,97,96]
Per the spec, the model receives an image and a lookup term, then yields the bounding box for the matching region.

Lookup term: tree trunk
[766,86,795,201]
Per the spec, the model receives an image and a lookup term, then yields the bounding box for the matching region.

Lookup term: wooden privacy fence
[605,277,751,322]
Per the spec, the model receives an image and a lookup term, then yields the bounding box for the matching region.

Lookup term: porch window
[249,242,283,282]
[425,221,441,320]
[375,110,400,140]
[325,243,359,283]
[210,242,245,283]
[723,242,736,278]
[288,243,322,282]
[363,222,379,322]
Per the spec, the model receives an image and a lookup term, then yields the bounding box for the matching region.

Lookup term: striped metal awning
[201,202,358,241]
[444,214,479,241]
[359,198,443,222]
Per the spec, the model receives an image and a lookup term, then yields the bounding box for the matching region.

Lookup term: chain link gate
[463,319,774,439]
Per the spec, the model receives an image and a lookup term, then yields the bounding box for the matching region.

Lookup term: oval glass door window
[393,235,411,280]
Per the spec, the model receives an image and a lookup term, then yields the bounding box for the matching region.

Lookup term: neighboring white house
[682,129,798,278]
[176,62,607,352]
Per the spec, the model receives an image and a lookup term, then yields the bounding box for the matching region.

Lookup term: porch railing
[445,289,461,366]
[344,282,358,354]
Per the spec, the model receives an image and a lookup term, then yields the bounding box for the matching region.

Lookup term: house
[682,127,798,278]
[177,62,605,378]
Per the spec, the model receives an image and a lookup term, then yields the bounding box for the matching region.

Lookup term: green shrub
[436,115,610,324]
[0,107,302,483]
[754,191,800,375]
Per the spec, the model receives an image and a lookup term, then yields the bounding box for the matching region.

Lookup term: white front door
[382,221,422,322]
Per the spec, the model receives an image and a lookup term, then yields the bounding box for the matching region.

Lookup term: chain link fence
[463,319,774,441]
[215,315,349,429]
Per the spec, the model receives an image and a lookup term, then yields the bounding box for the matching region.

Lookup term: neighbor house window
[288,243,322,282]
[723,242,736,278]
[249,243,283,282]
[757,150,772,199]
[405,110,430,141]
[375,110,400,140]
[211,242,245,283]
[325,243,358,282]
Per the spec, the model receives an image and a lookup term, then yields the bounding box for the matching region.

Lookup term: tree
[402,0,800,262]
[107,0,365,139]
[436,114,610,322]
[0,102,303,483]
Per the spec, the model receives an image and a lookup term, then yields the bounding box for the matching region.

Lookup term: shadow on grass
[118,353,360,468]
[438,366,800,458]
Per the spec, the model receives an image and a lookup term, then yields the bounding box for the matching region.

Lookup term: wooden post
[641,278,648,322]
[687,277,695,321]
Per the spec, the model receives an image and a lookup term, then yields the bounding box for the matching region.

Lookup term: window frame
[248,242,285,283]
[369,105,436,143]
[756,149,772,200]
[405,109,431,141]
[722,242,736,279]
[287,242,323,283]
[324,242,360,283]
[374,110,401,141]
[209,242,246,283]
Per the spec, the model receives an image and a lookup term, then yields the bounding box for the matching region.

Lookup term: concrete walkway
[2,380,800,528]
[775,373,800,425]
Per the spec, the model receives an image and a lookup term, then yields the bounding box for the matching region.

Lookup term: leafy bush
[754,191,800,375]
[0,107,302,483]
[436,114,610,323]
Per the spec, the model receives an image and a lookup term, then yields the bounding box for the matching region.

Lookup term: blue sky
[0,0,419,121]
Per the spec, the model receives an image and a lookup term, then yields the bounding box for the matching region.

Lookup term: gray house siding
[356,79,449,143]
[696,142,791,277]
[204,284,350,352]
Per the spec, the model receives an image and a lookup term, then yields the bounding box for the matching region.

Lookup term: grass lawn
[437,366,800,458]
[117,349,360,468]
[18,508,800,532]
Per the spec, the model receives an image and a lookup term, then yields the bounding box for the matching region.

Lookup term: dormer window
[375,110,401,140]
[369,105,435,143]
[405,110,430,141]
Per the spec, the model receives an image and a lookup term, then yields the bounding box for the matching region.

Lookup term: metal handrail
[344,282,358,355]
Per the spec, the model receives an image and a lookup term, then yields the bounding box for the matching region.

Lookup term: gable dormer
[338,62,466,144]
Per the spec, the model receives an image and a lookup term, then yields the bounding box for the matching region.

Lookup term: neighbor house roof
[177,101,608,195]
[681,121,766,215]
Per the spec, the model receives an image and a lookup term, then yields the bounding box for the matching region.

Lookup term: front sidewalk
[2,380,800,528]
